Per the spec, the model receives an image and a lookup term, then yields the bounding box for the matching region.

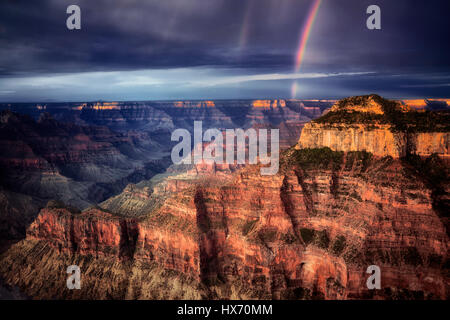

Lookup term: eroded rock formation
[298,95,450,158]
[0,96,448,300]
[1,147,448,299]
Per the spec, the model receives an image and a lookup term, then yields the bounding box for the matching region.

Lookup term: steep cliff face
[410,132,449,158]
[25,206,199,274]
[298,123,406,157]
[1,147,448,299]
[0,187,42,243]
[298,95,450,159]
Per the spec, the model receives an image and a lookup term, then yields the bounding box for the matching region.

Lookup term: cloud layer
[0,0,449,100]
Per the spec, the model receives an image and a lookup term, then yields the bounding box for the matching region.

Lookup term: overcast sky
[0,0,449,101]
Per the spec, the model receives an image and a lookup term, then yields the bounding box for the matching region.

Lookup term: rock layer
[298,95,450,158]
[1,149,448,299]
[298,123,406,157]
[0,96,448,300]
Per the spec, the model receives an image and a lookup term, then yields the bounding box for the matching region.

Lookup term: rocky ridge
[298,95,450,158]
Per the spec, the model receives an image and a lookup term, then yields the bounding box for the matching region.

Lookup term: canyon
[0,96,448,300]
[0,99,332,242]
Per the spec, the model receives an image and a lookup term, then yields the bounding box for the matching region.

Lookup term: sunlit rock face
[1,146,448,299]
[329,96,395,114]
[298,95,450,159]
[402,99,450,111]
[298,123,406,157]
[410,132,449,158]
[299,125,448,159]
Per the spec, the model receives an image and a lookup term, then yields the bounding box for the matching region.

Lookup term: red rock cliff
[1,147,448,299]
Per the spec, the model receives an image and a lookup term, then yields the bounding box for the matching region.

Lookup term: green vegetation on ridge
[315,94,450,132]
[291,147,344,170]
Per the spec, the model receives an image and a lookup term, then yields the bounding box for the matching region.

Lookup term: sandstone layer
[1,148,448,299]
[298,95,450,158]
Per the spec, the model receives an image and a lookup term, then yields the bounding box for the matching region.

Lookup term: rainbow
[239,9,250,48]
[238,1,254,50]
[292,0,322,97]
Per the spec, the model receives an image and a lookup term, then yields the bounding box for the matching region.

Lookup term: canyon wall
[298,123,449,158]
[1,149,448,299]
[298,95,450,158]
[410,132,449,158]
[0,100,334,149]
[26,207,200,277]
[0,111,168,209]
[0,110,169,243]
[0,100,332,132]
[297,123,407,157]
[0,99,331,243]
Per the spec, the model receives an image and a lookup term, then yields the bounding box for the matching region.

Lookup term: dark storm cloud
[0,0,449,100]
[0,0,306,75]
